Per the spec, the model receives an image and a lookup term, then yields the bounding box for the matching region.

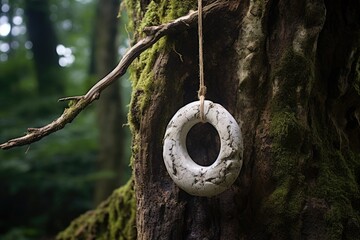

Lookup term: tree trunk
[58,0,360,239]
[24,0,63,95]
[92,0,129,205]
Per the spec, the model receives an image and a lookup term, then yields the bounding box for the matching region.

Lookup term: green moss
[165,0,197,21]
[126,2,168,165]
[266,48,360,238]
[271,50,312,112]
[265,122,306,237]
[126,0,196,36]
[302,96,360,239]
[264,180,304,238]
[124,0,198,188]
[128,133,140,167]
[263,50,314,237]
[264,111,307,237]
[108,180,136,239]
[124,0,141,33]
[126,0,197,132]
[311,137,360,239]
[56,179,136,240]
[271,111,304,151]
[127,38,167,133]
[139,1,163,30]
[270,111,307,183]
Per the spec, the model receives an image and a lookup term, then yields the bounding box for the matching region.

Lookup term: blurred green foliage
[0,0,131,239]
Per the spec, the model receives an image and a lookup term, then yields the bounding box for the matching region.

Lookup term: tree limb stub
[0,1,228,150]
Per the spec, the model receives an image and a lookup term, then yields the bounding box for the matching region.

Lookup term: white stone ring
[163,100,243,197]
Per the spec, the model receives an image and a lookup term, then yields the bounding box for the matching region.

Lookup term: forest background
[0,0,131,239]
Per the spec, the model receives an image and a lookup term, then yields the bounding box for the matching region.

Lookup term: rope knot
[198,86,207,99]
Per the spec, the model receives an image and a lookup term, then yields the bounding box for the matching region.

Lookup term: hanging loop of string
[198,0,207,122]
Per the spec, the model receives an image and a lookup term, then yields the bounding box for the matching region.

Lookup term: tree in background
[90,0,130,205]
[56,0,360,239]
[0,0,133,239]
[24,0,63,95]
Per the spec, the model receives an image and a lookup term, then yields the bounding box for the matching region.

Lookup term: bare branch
[0,1,229,150]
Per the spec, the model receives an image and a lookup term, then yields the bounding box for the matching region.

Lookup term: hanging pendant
[163,100,243,197]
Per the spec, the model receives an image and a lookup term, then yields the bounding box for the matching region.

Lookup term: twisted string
[197,0,207,122]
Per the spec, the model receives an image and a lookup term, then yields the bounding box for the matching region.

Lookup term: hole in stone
[186,122,220,166]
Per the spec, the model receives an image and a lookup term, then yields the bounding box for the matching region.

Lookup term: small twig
[58,96,83,102]
[0,0,229,150]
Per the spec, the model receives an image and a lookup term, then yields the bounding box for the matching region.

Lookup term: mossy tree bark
[58,0,360,239]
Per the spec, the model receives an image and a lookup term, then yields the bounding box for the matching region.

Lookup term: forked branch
[0,1,229,150]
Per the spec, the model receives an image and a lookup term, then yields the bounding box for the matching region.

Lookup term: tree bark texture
[92,0,128,205]
[128,0,360,239]
[59,0,360,239]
